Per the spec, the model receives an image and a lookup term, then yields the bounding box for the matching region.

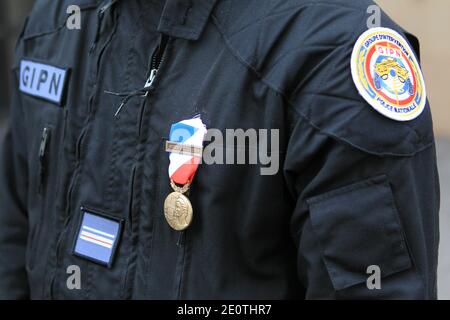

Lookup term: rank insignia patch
[73,208,123,267]
[351,27,427,121]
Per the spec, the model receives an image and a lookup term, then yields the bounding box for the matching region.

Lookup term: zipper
[90,0,118,53]
[29,127,51,270]
[122,35,170,298]
[100,0,118,13]
[43,109,68,299]
[144,35,168,90]
[140,35,190,300]
[38,127,51,194]
[114,35,169,117]
[138,35,169,134]
[144,69,158,90]
[147,35,191,300]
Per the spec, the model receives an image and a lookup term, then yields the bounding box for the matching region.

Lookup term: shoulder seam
[210,10,430,158]
[210,11,431,158]
[23,1,98,41]
[223,1,367,38]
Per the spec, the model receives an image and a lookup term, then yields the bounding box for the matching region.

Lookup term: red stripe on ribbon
[171,157,201,185]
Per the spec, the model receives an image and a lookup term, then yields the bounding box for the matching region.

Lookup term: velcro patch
[19,60,68,105]
[73,208,123,268]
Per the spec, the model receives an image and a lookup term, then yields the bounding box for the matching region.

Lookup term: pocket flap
[307,175,412,291]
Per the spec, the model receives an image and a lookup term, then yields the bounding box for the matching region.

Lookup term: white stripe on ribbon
[168,118,207,178]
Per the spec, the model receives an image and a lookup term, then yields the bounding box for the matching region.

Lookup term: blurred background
[0,0,34,137]
[0,0,448,299]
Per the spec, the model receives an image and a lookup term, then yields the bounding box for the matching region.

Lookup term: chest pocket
[14,0,100,191]
[16,0,99,111]
[17,1,99,272]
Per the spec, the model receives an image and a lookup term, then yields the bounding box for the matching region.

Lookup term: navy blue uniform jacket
[0,0,440,299]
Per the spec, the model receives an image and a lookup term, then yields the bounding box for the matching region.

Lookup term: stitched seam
[211,10,432,158]
[308,178,413,290]
[23,4,98,41]
[23,24,67,41]
[306,175,387,205]
[385,158,428,293]
[226,1,364,38]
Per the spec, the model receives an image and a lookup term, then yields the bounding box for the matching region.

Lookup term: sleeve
[284,120,439,299]
[0,22,31,300]
[283,22,440,299]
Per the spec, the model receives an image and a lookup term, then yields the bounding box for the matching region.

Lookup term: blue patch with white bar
[19,60,68,105]
[73,209,123,267]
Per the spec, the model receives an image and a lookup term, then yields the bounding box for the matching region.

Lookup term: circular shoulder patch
[351,27,427,121]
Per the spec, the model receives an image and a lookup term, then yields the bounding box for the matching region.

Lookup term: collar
[157,0,219,40]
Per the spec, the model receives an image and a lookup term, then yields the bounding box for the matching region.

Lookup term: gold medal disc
[164,192,193,231]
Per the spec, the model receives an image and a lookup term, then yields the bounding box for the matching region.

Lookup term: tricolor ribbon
[167,118,207,185]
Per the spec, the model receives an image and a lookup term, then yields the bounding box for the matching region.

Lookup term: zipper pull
[114,68,158,116]
[100,0,118,14]
[114,36,168,117]
[38,127,51,194]
[144,69,158,89]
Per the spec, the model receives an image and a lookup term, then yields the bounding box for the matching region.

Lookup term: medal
[164,117,207,231]
[164,181,193,231]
